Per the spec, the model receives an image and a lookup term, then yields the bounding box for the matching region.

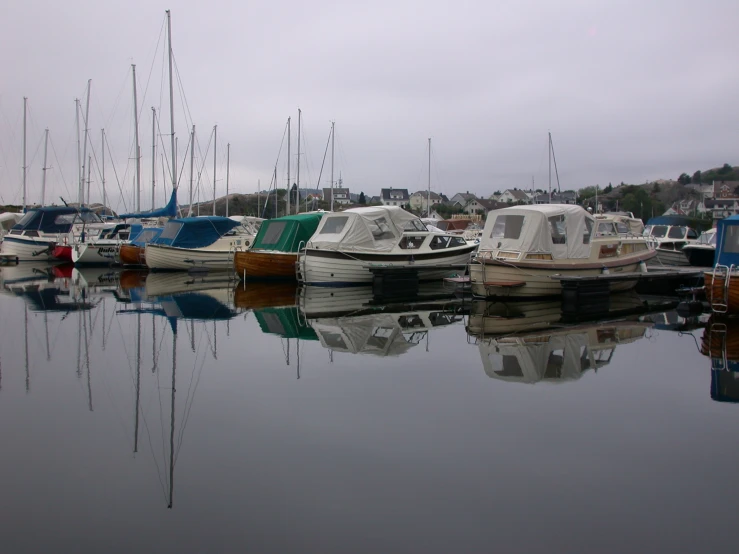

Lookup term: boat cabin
[251,212,325,253]
[713,215,739,267]
[8,206,102,237]
[151,217,244,249]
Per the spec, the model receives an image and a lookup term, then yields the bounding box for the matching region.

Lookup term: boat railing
[708,264,733,314]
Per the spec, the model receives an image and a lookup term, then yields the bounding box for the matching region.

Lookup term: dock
[365,264,467,301]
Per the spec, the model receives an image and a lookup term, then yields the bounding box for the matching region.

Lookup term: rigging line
[137,19,166,124]
[315,125,332,189]
[175,325,207,462]
[550,136,562,193]
[103,132,130,213]
[101,67,131,133]
[48,133,72,200]
[155,327,170,482]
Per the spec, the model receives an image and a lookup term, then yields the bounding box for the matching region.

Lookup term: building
[498,189,532,204]
[533,191,577,205]
[705,198,739,221]
[322,187,351,206]
[450,192,477,207]
[663,198,704,217]
[380,188,410,207]
[463,197,507,216]
[409,191,443,212]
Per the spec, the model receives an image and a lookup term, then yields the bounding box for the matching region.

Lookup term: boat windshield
[367,217,395,240]
[261,221,288,244]
[668,226,686,239]
[320,216,348,235]
[490,214,524,240]
[698,230,717,245]
[55,211,103,224]
[402,220,428,232]
[548,215,566,244]
[16,211,37,227]
[650,225,668,238]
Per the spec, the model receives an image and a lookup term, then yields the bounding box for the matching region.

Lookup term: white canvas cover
[307,206,419,252]
[481,204,595,259]
[311,314,414,356]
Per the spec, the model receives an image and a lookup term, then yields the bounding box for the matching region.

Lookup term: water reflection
[701,319,739,403]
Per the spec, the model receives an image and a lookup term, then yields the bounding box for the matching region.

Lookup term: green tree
[359,192,366,205]
[677,173,691,185]
[692,170,702,184]
[719,163,733,175]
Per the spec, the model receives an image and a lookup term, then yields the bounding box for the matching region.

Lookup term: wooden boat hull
[145,244,236,271]
[234,250,298,281]
[234,282,298,309]
[469,258,646,298]
[299,245,476,286]
[120,244,146,266]
[704,272,739,313]
[0,235,58,261]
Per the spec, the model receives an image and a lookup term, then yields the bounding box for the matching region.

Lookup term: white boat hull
[145,244,237,271]
[72,242,121,265]
[299,247,475,286]
[0,235,58,261]
[469,258,645,298]
[647,248,690,267]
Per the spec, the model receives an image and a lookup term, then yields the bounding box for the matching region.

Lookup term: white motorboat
[643,218,699,267]
[469,204,656,298]
[682,228,716,267]
[145,216,262,271]
[71,223,143,265]
[0,206,104,261]
[298,206,477,286]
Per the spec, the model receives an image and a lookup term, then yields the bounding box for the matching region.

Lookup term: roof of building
[411,190,443,200]
[503,189,530,200]
[380,188,409,201]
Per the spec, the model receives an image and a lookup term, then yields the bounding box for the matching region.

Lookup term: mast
[188,125,195,216]
[41,128,49,206]
[331,121,335,211]
[296,108,301,214]
[151,108,156,210]
[87,155,92,209]
[76,99,82,204]
[286,116,291,216]
[101,130,106,213]
[81,80,91,205]
[212,125,217,216]
[548,131,552,204]
[168,322,177,509]
[134,312,141,454]
[225,143,230,218]
[22,97,27,211]
[132,65,141,211]
[427,137,431,217]
[167,10,177,197]
[273,167,277,218]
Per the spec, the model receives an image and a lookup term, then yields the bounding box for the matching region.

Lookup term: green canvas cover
[251,212,325,252]
[254,307,318,340]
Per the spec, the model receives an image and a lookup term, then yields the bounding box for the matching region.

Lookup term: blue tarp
[150,217,241,249]
[130,226,163,247]
[119,189,179,219]
[646,216,692,226]
[12,206,100,234]
[715,215,739,266]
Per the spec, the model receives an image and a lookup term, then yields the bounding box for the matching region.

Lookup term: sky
[1,0,738,213]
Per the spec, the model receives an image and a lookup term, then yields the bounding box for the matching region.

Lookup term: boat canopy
[118,189,178,219]
[480,205,595,259]
[255,307,318,340]
[251,212,325,252]
[0,212,22,232]
[307,206,420,252]
[311,314,415,356]
[158,292,238,321]
[11,206,102,234]
[646,215,692,227]
[714,215,739,266]
[130,226,163,247]
[150,217,241,249]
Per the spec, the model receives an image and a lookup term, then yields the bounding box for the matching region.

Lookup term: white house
[380,188,410,207]
[498,189,531,204]
[322,187,351,206]
[409,191,443,211]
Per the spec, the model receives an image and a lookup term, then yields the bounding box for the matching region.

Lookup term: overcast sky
[1,0,737,212]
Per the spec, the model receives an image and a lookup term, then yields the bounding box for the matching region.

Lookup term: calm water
[0,264,737,553]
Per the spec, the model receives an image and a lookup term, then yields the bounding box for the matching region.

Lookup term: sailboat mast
[286,116,291,216]
[81,80,91,205]
[87,155,92,207]
[548,131,552,204]
[225,143,230,218]
[134,313,141,453]
[427,137,431,217]
[76,99,82,204]
[22,97,27,211]
[273,167,277,219]
[188,125,195,216]
[331,121,335,212]
[132,65,141,212]
[296,108,301,215]
[166,10,177,197]
[168,326,177,509]
[101,130,106,213]
[212,125,217,216]
[151,108,156,210]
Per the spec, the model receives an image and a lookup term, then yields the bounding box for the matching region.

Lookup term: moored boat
[234,212,325,280]
[469,204,655,298]
[643,216,699,267]
[704,216,739,313]
[298,206,477,286]
[683,228,716,267]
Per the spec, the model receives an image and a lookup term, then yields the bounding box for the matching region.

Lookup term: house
[498,189,532,204]
[663,198,704,216]
[533,191,577,205]
[409,191,443,211]
[322,187,351,206]
[463,197,507,216]
[450,192,478,207]
[704,198,739,221]
[380,188,410,207]
[713,181,739,199]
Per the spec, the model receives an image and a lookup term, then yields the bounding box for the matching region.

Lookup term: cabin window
[262,221,288,244]
[430,236,451,250]
[320,216,348,235]
[119,232,130,240]
[668,226,686,239]
[261,313,287,335]
[651,225,668,238]
[134,229,160,244]
[616,222,629,234]
[449,236,466,247]
[722,226,739,254]
[596,222,616,237]
[368,217,395,240]
[399,235,424,249]
[493,355,523,378]
[687,228,698,239]
[490,215,524,240]
[548,215,566,245]
[403,220,428,232]
[16,211,37,227]
[160,222,183,240]
[583,219,594,244]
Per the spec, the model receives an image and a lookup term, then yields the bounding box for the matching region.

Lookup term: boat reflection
[234,281,298,310]
[0,262,95,311]
[701,319,739,403]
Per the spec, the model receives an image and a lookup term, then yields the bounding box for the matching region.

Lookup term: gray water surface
[0,266,736,553]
